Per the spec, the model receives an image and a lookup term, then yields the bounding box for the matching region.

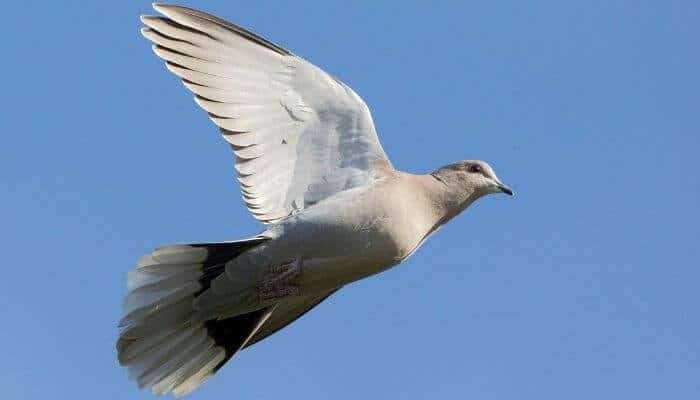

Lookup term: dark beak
[497,183,514,196]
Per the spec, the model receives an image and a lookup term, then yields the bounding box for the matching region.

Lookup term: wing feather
[142,4,393,223]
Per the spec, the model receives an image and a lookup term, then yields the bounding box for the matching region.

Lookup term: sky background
[1,1,699,399]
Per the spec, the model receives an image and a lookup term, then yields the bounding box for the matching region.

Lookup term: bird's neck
[410,173,477,228]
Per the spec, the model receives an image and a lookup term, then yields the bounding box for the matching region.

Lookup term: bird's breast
[260,178,441,291]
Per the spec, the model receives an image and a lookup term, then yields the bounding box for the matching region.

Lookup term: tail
[117,237,271,397]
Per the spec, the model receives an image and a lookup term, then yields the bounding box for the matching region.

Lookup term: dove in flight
[118,3,513,396]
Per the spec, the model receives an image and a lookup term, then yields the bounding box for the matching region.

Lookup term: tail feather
[205,307,274,371]
[117,237,269,396]
[141,331,212,391]
[133,327,207,384]
[171,349,226,397]
[158,346,224,396]
[123,281,201,317]
[127,265,201,292]
[119,324,191,365]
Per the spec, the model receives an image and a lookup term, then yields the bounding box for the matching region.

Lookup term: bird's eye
[468,164,482,173]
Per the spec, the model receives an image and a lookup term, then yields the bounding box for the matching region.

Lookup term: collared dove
[118,3,513,396]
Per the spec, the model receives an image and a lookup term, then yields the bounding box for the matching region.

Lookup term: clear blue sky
[1,1,698,399]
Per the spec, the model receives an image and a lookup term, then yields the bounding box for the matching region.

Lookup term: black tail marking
[188,238,272,372]
[191,238,269,294]
[205,308,272,372]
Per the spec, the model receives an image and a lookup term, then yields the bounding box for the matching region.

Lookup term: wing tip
[152,3,168,12]
[139,26,152,39]
[150,2,292,57]
[140,14,159,25]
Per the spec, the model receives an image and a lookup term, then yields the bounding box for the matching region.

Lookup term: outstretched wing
[141,4,393,223]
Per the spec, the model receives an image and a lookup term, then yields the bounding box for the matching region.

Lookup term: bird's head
[431,160,513,211]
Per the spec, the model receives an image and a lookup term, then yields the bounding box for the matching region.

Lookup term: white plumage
[140,3,392,224]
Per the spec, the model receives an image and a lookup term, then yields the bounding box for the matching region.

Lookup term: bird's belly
[293,252,396,293]
[292,227,403,292]
[258,219,408,293]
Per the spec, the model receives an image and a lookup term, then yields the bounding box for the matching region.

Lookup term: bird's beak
[496,183,514,196]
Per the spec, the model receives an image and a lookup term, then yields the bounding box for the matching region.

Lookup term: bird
[118,3,514,396]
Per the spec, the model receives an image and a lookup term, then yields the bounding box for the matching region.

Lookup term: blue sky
[1,1,698,399]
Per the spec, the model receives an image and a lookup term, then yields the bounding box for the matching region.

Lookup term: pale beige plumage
[118,3,512,397]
